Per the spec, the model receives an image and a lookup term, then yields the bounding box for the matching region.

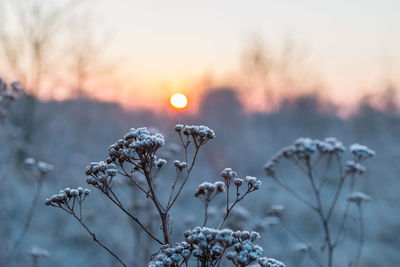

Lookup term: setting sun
[170,93,188,109]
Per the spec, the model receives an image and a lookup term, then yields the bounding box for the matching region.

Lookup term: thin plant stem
[354,205,364,267]
[2,180,43,267]
[68,207,127,267]
[203,200,209,227]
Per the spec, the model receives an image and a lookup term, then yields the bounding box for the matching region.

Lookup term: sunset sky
[5,0,400,112]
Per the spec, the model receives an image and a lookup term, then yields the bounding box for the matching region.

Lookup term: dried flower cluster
[107,127,165,165]
[45,187,90,207]
[174,124,216,144]
[85,161,118,188]
[29,246,49,259]
[149,227,284,267]
[46,124,283,267]
[216,168,262,230]
[173,160,187,171]
[195,181,225,199]
[264,137,347,177]
[347,191,371,206]
[263,137,375,267]
[24,158,54,180]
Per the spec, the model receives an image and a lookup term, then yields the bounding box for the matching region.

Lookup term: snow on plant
[264,137,374,267]
[29,246,49,267]
[46,124,284,267]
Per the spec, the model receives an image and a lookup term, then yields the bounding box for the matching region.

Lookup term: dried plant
[2,158,53,267]
[28,246,49,267]
[0,77,47,267]
[46,125,284,267]
[264,137,374,267]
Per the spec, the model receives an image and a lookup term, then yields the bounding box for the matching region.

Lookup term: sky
[6,0,400,112]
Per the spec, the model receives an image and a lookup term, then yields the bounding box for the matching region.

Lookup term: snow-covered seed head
[233,177,243,187]
[345,160,366,175]
[174,160,187,171]
[155,158,167,168]
[150,227,282,267]
[44,198,51,206]
[24,158,36,169]
[106,127,165,164]
[45,187,91,206]
[294,137,317,158]
[70,189,79,197]
[258,257,286,267]
[179,125,215,140]
[175,124,184,132]
[350,144,375,160]
[37,161,54,175]
[347,191,371,206]
[245,176,261,190]
[215,181,225,193]
[29,246,49,258]
[221,168,237,184]
[195,181,225,198]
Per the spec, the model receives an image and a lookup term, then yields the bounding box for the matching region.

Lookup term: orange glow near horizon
[170,93,188,109]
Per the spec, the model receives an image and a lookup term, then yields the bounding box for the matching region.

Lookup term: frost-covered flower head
[149,227,271,266]
[245,176,261,190]
[24,158,53,180]
[350,144,375,161]
[45,187,90,206]
[29,246,49,259]
[347,191,371,206]
[221,168,237,185]
[37,161,54,175]
[173,160,187,171]
[258,257,285,267]
[107,127,165,164]
[294,137,317,158]
[316,137,346,154]
[346,160,367,175]
[24,158,36,169]
[195,181,225,200]
[175,124,215,150]
[226,239,264,266]
[178,125,215,139]
[154,158,167,168]
[148,241,192,267]
[85,161,118,187]
[265,137,373,179]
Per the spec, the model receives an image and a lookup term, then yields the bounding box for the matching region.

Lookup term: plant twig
[2,181,43,267]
